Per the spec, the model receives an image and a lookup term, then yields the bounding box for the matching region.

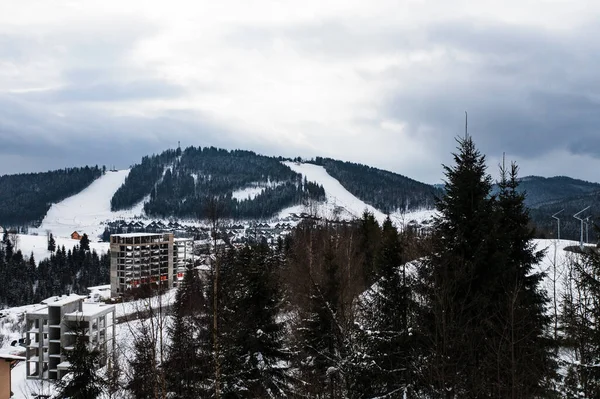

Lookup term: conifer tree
[417,135,497,398]
[55,327,106,399]
[167,263,212,398]
[488,162,555,397]
[350,217,415,397]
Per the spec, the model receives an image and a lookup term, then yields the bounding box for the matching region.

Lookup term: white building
[24,295,115,380]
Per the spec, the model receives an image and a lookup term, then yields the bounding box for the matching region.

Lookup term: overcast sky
[2,0,600,184]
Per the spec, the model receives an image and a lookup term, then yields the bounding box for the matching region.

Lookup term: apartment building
[173,237,194,286]
[24,295,115,380]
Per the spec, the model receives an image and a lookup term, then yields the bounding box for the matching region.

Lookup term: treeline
[310,157,440,212]
[60,135,583,399]
[0,166,103,227]
[0,232,109,307]
[112,146,325,219]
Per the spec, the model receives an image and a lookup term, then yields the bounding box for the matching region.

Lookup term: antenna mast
[465,111,468,139]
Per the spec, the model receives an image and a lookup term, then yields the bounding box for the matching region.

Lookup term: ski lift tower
[552,209,564,241]
[573,206,591,251]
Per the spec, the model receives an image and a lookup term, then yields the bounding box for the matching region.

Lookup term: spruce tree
[417,135,497,398]
[166,263,212,398]
[350,217,415,397]
[55,329,106,399]
[488,162,555,397]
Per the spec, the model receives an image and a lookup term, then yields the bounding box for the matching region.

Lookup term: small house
[71,231,82,240]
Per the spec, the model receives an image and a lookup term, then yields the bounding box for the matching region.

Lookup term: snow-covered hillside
[281,161,435,226]
[33,170,145,240]
[15,234,109,263]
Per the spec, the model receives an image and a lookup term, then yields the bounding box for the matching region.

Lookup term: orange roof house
[71,231,82,240]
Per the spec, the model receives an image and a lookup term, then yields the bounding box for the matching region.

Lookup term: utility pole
[552,209,564,241]
[574,206,590,250]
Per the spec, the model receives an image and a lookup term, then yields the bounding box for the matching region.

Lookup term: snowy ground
[15,233,110,263]
[32,170,146,240]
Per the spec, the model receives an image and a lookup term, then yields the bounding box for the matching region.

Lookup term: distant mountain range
[1,148,599,241]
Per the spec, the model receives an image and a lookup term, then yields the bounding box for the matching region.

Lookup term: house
[71,231,82,240]
[0,350,25,399]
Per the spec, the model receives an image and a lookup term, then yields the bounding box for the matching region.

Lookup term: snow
[280,162,436,227]
[232,185,267,201]
[14,233,109,264]
[32,169,146,240]
[283,162,387,222]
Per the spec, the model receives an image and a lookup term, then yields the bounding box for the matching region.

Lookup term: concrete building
[110,233,175,297]
[173,237,194,286]
[24,295,115,381]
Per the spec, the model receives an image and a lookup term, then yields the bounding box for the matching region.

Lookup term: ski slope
[281,162,435,226]
[283,161,387,222]
[33,170,145,240]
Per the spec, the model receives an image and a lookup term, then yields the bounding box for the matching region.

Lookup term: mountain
[510,176,600,241]
[0,166,103,227]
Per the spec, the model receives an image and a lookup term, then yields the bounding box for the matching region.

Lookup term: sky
[2,0,600,184]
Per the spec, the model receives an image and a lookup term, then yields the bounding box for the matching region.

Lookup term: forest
[49,136,600,399]
[0,166,103,227]
[311,157,441,213]
[0,232,109,307]
[110,147,326,219]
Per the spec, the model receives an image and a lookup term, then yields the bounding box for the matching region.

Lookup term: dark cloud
[383,20,600,163]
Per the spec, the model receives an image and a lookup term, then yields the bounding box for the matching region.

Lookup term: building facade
[173,237,194,286]
[110,233,175,297]
[24,295,115,380]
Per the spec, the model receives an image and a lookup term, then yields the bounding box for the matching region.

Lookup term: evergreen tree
[55,328,107,399]
[127,324,162,399]
[487,162,555,397]
[48,233,56,252]
[350,217,415,397]
[417,135,498,398]
[80,233,90,252]
[166,263,212,398]
[219,244,290,398]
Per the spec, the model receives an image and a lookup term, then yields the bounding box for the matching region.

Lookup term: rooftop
[111,233,166,238]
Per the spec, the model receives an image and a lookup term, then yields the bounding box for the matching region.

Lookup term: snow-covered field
[15,234,110,263]
[32,170,145,240]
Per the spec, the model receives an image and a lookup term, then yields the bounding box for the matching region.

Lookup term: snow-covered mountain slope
[281,161,435,226]
[283,161,386,222]
[32,170,145,240]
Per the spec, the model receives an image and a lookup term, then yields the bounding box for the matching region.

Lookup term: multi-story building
[24,295,115,380]
[110,233,183,297]
[173,237,194,286]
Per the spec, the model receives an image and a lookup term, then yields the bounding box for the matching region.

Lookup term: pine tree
[80,233,90,252]
[219,244,290,398]
[127,324,162,399]
[166,263,212,398]
[48,233,56,252]
[55,328,107,399]
[417,135,497,398]
[487,162,555,397]
[350,217,415,397]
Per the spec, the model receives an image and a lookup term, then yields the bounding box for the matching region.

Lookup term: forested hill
[487,175,600,241]
[311,157,441,212]
[517,175,600,208]
[110,147,326,219]
[0,166,103,227]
